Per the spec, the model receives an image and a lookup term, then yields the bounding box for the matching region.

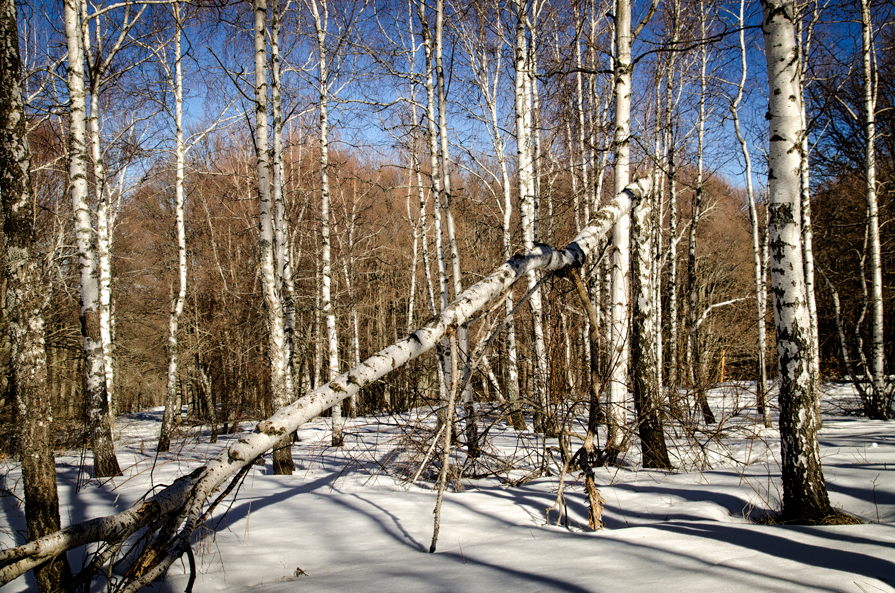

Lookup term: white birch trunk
[513,0,552,435]
[271,0,297,402]
[159,3,187,453]
[608,0,632,453]
[64,0,120,478]
[664,31,679,398]
[253,0,294,471]
[309,0,342,447]
[433,0,475,450]
[861,0,886,418]
[418,1,450,425]
[794,9,821,395]
[732,0,770,427]
[761,0,832,522]
[631,192,671,468]
[687,0,715,425]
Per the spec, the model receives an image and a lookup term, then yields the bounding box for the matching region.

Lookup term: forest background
[1,0,894,586]
[6,0,891,445]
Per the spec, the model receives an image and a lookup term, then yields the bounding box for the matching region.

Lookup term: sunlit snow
[1,382,893,592]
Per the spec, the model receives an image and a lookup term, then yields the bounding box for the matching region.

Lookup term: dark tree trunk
[0,1,72,587]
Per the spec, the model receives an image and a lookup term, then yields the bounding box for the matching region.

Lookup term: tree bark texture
[608,0,632,454]
[761,0,832,523]
[159,3,187,454]
[631,197,672,469]
[861,0,887,418]
[1,0,73,587]
[64,0,121,478]
[254,0,294,472]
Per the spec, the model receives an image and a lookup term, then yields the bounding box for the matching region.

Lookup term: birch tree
[433,0,477,452]
[860,0,887,419]
[631,187,671,469]
[513,0,554,436]
[158,3,190,453]
[254,0,295,471]
[761,0,836,523]
[454,0,524,429]
[685,0,716,426]
[1,0,72,586]
[796,0,822,395]
[663,0,681,400]
[308,0,343,447]
[271,0,298,411]
[418,0,452,428]
[157,3,232,452]
[607,0,633,454]
[0,163,653,588]
[64,0,121,478]
[730,0,770,427]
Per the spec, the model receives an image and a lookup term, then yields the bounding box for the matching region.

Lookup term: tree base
[759,509,863,526]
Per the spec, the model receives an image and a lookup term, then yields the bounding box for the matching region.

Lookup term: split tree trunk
[64,0,121,478]
[254,0,294,472]
[0,179,654,590]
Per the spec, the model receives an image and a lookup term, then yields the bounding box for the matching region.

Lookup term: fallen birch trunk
[0,178,651,590]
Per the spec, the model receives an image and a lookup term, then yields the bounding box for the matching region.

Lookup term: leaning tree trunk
[64,0,121,478]
[1,1,73,587]
[0,179,653,591]
[761,0,834,524]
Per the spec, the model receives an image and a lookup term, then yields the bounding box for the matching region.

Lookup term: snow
[2,383,894,592]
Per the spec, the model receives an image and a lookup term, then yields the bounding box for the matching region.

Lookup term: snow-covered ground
[2,383,894,592]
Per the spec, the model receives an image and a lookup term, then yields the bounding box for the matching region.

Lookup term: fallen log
[0,177,650,590]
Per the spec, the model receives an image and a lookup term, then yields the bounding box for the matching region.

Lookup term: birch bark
[418,2,451,427]
[254,0,294,471]
[761,0,833,523]
[631,192,671,468]
[860,0,886,418]
[686,0,715,426]
[159,2,187,453]
[513,0,553,435]
[271,0,297,406]
[309,0,342,447]
[731,0,770,427]
[1,1,72,586]
[0,179,654,589]
[608,0,632,454]
[64,0,121,478]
